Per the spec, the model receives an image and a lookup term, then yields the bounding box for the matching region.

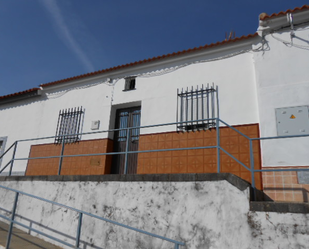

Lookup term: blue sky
[1,1,308,96]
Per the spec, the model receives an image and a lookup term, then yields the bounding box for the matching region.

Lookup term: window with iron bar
[177,84,218,131]
[55,107,84,144]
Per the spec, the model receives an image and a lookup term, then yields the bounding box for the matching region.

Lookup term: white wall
[254,23,309,167]
[0,80,114,172]
[0,179,308,249]
[0,42,260,173]
[111,48,259,131]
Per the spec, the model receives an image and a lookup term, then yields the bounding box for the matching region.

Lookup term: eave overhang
[40,33,259,91]
[258,5,309,35]
[0,88,42,105]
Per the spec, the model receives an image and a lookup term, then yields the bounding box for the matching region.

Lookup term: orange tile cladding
[137,124,262,189]
[25,138,113,176]
[25,124,262,190]
[263,167,309,202]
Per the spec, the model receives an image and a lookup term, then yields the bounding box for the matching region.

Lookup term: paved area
[0,221,62,249]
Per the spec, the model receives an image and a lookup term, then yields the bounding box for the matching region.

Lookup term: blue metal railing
[1,117,309,246]
[1,118,309,184]
[0,184,185,249]
[1,117,309,189]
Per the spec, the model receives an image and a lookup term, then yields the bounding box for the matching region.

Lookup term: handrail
[13,146,218,161]
[251,133,309,140]
[219,147,251,171]
[1,117,309,246]
[17,118,218,143]
[0,160,12,174]
[1,117,309,199]
[0,213,75,248]
[0,184,185,248]
[0,142,16,160]
[218,119,251,139]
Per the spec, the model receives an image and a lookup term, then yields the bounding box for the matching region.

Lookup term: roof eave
[258,7,309,35]
[0,89,42,105]
[40,33,259,91]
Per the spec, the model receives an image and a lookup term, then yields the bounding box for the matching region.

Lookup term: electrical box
[91,120,100,130]
[275,106,309,136]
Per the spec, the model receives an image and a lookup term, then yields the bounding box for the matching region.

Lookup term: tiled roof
[0,88,40,101]
[261,4,309,20]
[40,33,258,88]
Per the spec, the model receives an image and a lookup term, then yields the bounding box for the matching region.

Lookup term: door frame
[111,106,141,174]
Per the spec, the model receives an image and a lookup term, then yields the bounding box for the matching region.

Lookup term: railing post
[9,141,18,176]
[174,243,180,249]
[216,118,221,173]
[58,136,65,175]
[249,139,256,201]
[124,127,130,174]
[75,212,83,248]
[6,192,19,249]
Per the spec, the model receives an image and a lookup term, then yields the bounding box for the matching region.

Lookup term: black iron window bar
[177,84,217,131]
[55,107,84,144]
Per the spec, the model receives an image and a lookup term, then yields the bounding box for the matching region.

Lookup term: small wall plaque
[91,120,100,130]
[90,158,101,166]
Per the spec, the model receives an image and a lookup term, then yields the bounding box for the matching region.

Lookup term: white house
[1,5,309,202]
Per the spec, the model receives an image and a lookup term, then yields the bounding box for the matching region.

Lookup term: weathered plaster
[0,179,308,249]
[253,23,309,167]
[248,211,309,249]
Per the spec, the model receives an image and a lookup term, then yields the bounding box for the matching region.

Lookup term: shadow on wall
[264,187,309,203]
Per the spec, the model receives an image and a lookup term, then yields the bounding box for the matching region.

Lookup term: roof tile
[0,88,40,100]
[261,4,309,20]
[40,33,258,88]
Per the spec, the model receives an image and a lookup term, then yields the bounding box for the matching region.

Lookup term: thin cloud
[40,0,95,72]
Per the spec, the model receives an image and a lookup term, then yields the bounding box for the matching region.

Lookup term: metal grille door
[112,107,141,174]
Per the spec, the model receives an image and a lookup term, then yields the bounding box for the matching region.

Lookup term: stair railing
[0,141,18,176]
[2,118,309,202]
[0,184,185,249]
[217,118,309,200]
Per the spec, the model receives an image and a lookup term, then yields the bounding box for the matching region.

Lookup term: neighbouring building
[1,5,309,202]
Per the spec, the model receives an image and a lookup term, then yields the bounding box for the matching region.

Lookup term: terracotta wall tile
[157,158,172,174]
[27,124,262,188]
[203,163,217,173]
[203,138,216,146]
[25,138,113,176]
[203,129,216,138]
[136,124,262,189]
[179,139,188,148]
[143,158,157,174]
[171,157,188,173]
[187,156,204,173]
[263,167,309,202]
[137,160,144,174]
[187,131,204,140]
[203,148,216,155]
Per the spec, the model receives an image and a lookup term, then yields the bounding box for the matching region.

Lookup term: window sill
[122,88,136,92]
